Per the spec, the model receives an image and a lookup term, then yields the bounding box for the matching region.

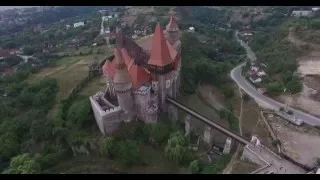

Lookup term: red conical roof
[128,65,151,89]
[166,15,179,32]
[148,23,173,67]
[113,48,132,84]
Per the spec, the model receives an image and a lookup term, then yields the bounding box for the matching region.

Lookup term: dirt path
[222,87,244,174]
[288,31,320,50]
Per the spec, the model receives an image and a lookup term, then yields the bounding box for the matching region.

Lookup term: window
[166,79,171,89]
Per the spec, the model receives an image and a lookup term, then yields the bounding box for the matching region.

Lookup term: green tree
[2,153,41,174]
[116,140,145,166]
[22,46,34,55]
[3,55,24,67]
[189,160,200,174]
[66,99,92,129]
[150,122,171,146]
[0,133,20,161]
[100,138,115,157]
[164,132,192,165]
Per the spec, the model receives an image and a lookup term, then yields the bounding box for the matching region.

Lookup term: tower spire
[113,48,131,85]
[148,23,173,67]
[166,15,179,32]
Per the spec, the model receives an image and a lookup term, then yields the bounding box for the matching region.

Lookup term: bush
[189,160,200,174]
[164,132,193,165]
[149,122,171,146]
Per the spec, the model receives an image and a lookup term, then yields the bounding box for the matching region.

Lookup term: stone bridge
[166,97,307,174]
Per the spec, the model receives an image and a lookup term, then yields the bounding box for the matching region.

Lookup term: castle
[90,16,181,136]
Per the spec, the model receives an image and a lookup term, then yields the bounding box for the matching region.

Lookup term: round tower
[148,23,175,112]
[166,15,180,45]
[113,48,136,123]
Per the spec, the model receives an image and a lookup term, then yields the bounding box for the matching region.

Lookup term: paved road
[231,31,320,126]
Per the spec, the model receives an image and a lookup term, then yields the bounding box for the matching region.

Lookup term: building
[312,7,320,12]
[73,22,85,28]
[188,27,195,33]
[291,10,313,17]
[90,15,182,136]
[249,74,262,83]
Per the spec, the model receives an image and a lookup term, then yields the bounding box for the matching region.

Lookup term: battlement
[104,106,121,114]
[133,84,151,95]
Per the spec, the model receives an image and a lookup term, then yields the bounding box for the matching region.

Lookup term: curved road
[231,31,320,126]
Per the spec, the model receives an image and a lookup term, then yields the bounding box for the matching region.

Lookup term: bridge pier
[203,126,213,145]
[223,137,232,154]
[185,115,191,136]
[168,104,179,123]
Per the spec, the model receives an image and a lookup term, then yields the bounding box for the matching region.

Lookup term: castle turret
[148,23,175,112]
[166,15,180,45]
[113,48,136,122]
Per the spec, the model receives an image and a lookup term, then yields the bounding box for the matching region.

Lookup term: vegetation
[189,160,200,174]
[250,12,304,95]
[164,132,193,166]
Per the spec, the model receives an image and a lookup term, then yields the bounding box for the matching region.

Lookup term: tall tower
[148,23,175,113]
[166,15,182,98]
[113,48,135,123]
[166,15,180,49]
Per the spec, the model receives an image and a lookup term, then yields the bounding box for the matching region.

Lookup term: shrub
[189,160,200,174]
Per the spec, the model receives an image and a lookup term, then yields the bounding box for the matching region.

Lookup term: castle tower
[113,48,136,123]
[166,15,180,46]
[166,15,182,98]
[148,23,175,113]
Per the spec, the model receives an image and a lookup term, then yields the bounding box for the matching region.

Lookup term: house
[257,70,266,77]
[249,74,262,83]
[0,49,12,60]
[291,10,313,17]
[257,88,267,94]
[73,22,85,28]
[243,32,253,36]
[65,24,71,29]
[312,7,320,12]
[251,65,260,72]
[132,34,138,39]
[188,27,195,33]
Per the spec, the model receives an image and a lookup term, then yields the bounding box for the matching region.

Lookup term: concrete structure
[90,16,182,136]
[223,137,232,154]
[203,126,213,145]
[188,27,195,33]
[74,22,84,28]
[292,10,313,17]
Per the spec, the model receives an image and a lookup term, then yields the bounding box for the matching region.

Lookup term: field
[28,47,111,102]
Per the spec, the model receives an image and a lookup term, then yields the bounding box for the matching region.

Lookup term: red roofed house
[90,15,182,136]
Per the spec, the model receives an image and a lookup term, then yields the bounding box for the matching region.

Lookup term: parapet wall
[241,145,269,166]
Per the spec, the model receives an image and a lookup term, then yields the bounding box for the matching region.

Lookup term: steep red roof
[128,64,151,89]
[166,15,179,32]
[148,23,173,67]
[113,48,132,84]
[120,48,132,67]
[166,40,177,60]
[103,58,116,78]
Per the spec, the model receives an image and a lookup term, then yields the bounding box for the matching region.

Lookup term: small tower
[113,48,135,123]
[148,23,175,112]
[166,15,180,45]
